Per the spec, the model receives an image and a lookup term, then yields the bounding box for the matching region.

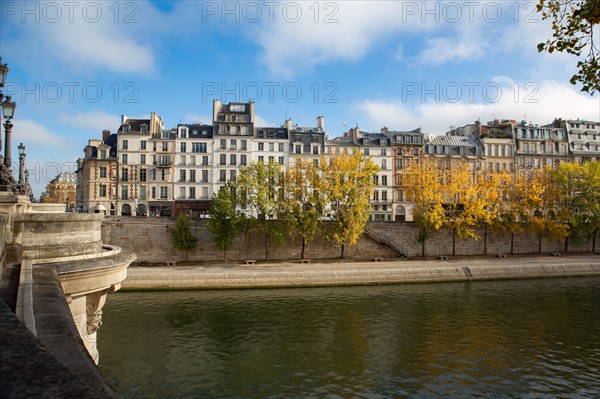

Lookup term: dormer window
[123,124,130,133]
[180,127,188,138]
[140,124,148,133]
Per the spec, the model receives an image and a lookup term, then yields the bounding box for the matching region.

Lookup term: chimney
[248,100,255,124]
[102,130,111,142]
[212,99,222,124]
[316,115,324,130]
[121,115,127,125]
[284,118,292,130]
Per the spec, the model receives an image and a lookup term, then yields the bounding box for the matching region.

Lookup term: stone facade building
[76,131,118,214]
[77,103,599,221]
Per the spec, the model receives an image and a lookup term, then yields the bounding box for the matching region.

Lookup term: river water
[98,278,600,398]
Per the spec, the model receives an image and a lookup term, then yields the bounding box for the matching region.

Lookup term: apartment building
[173,124,214,218]
[448,120,516,174]
[513,121,570,175]
[559,119,600,163]
[76,130,118,214]
[382,127,427,221]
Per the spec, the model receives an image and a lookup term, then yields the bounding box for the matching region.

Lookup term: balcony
[153,160,172,168]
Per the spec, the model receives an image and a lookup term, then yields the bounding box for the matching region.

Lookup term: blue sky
[1,0,599,196]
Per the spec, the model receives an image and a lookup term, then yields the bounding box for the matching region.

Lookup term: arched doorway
[137,204,147,217]
[395,205,406,222]
[121,204,132,216]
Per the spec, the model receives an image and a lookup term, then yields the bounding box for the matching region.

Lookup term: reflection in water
[99,278,600,398]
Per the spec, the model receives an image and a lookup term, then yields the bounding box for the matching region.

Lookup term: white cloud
[418,24,486,64]
[5,1,158,77]
[12,119,68,147]
[59,112,120,132]
[255,1,430,77]
[254,114,273,127]
[182,114,213,125]
[356,80,600,135]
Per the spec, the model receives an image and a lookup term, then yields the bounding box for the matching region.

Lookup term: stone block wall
[102,218,596,264]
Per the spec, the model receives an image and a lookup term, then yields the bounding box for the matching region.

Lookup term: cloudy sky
[1,0,599,196]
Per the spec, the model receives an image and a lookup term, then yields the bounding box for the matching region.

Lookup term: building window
[220,154,226,165]
[364,148,370,155]
[192,143,207,153]
[295,145,301,154]
[229,170,236,181]
[258,156,264,162]
[99,184,106,197]
[259,143,264,151]
[190,170,196,182]
[269,143,274,152]
[160,187,168,199]
[241,155,247,165]
[220,139,226,150]
[278,143,284,152]
[122,154,128,164]
[241,140,247,150]
[382,191,388,201]
[381,149,387,156]
[313,146,319,155]
[122,140,128,150]
[100,150,107,160]
[140,154,146,164]
[160,169,166,181]
[99,167,107,178]
[241,126,248,135]
[382,175,387,186]
[179,187,186,199]
[180,170,186,182]
[219,170,226,182]
[151,187,156,199]
[202,156,208,166]
[230,154,236,165]
[140,169,147,182]
[230,139,237,150]
[162,142,168,152]
[180,127,187,138]
[279,156,284,165]
[381,159,387,170]
[139,186,146,200]
[140,141,146,150]
[180,142,186,153]
[121,168,128,182]
[121,185,128,200]
[140,124,148,133]
[202,170,208,183]
[189,187,196,199]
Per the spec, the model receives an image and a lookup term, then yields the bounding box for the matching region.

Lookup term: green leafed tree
[170,212,198,260]
[537,0,600,93]
[282,159,327,259]
[322,151,379,258]
[207,181,249,259]
[237,160,285,260]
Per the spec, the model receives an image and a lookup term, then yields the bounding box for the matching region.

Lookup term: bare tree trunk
[484,225,488,255]
[452,228,456,256]
[301,237,306,260]
[341,243,345,259]
[511,232,514,255]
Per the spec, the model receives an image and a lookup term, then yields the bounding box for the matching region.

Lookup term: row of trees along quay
[170,157,600,260]
[403,159,600,257]
[203,151,379,260]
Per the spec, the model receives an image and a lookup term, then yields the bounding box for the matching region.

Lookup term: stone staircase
[363,224,408,258]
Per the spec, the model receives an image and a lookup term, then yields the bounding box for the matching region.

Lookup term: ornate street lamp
[18,143,25,193]
[2,95,16,168]
[0,56,17,192]
[0,57,8,88]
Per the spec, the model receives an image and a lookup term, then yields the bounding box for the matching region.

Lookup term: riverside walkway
[121,254,600,290]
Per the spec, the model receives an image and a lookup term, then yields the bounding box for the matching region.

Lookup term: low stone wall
[101,218,397,264]
[102,218,596,264]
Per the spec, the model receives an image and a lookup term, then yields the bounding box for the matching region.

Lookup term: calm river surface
[99,278,600,399]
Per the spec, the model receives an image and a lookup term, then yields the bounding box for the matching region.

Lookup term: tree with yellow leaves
[322,151,379,258]
[402,158,446,257]
[282,160,328,259]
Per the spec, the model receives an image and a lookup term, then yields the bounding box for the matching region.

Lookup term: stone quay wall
[101,218,597,264]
